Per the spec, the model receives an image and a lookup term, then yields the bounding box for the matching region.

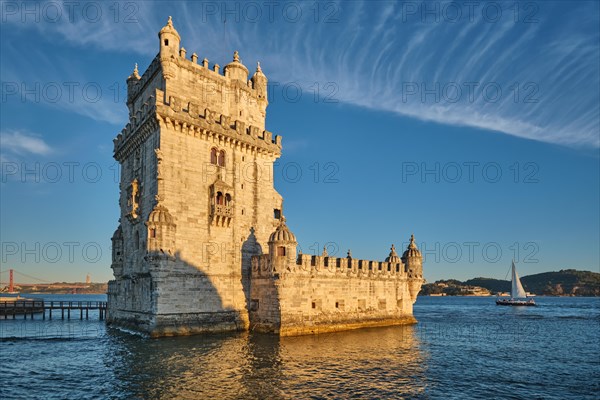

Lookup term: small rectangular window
[277,246,286,256]
[164,39,169,46]
[274,209,281,219]
[312,302,316,309]
[358,299,366,311]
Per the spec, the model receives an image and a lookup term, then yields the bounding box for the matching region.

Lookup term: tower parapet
[125,17,270,135]
[250,234,424,336]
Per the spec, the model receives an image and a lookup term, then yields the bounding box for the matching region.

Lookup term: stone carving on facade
[126,178,140,223]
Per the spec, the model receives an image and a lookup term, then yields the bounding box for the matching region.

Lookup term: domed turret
[268,217,297,267]
[251,62,268,114]
[148,204,175,225]
[385,244,401,264]
[111,225,123,257]
[402,234,422,259]
[126,64,141,111]
[146,203,176,255]
[158,16,181,83]
[158,16,180,57]
[127,63,141,82]
[269,216,296,243]
[111,225,124,277]
[224,51,249,83]
[251,61,266,82]
[402,234,423,302]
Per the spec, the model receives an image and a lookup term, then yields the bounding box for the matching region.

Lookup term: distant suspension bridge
[0,269,91,292]
[0,269,106,320]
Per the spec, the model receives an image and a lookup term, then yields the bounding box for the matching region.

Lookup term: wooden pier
[0,300,107,320]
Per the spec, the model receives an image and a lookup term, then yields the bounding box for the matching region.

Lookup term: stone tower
[107,17,283,336]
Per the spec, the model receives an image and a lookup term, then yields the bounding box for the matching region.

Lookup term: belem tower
[107,17,424,337]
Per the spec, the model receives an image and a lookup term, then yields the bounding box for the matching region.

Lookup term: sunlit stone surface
[107,17,423,337]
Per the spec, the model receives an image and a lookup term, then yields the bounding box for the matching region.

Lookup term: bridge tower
[9,269,14,293]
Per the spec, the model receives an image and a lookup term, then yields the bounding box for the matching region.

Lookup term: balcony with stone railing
[211,204,233,226]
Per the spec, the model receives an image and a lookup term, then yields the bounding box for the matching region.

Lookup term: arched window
[218,150,226,167]
[134,231,140,250]
[216,192,224,205]
[277,246,286,256]
[210,148,218,165]
[225,193,232,206]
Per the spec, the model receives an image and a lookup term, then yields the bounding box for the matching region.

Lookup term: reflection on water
[2,296,598,399]
[107,325,425,399]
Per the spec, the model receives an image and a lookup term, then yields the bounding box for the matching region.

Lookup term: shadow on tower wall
[241,227,263,313]
[108,247,250,337]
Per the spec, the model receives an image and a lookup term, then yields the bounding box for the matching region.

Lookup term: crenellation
[108,17,423,338]
[116,91,282,163]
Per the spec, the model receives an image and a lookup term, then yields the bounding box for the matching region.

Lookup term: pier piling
[0,300,107,321]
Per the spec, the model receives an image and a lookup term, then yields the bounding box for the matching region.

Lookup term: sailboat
[496,261,536,306]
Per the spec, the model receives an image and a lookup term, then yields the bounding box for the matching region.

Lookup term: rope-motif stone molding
[160,99,278,147]
[114,93,281,162]
[114,109,160,162]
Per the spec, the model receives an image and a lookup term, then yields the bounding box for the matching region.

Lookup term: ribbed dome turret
[268,217,296,243]
[224,51,249,82]
[112,225,123,241]
[385,244,401,263]
[148,204,175,225]
[402,234,421,258]
[158,16,180,41]
[127,64,141,81]
[251,62,266,82]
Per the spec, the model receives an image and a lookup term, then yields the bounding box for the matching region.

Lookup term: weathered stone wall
[108,18,424,337]
[108,18,283,335]
[250,253,423,336]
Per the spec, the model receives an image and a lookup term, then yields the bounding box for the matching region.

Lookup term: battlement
[122,17,270,152]
[116,17,279,163]
[251,252,421,280]
[127,51,266,106]
[113,88,281,162]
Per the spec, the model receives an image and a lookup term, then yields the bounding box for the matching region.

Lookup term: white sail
[511,261,527,298]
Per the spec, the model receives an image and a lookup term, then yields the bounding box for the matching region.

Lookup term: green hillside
[464,278,510,293]
[420,269,600,296]
[521,269,600,296]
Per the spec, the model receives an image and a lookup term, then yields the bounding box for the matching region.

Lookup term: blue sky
[1,1,598,284]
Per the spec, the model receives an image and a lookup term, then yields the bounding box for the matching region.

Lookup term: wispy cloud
[1,130,53,156]
[2,1,598,147]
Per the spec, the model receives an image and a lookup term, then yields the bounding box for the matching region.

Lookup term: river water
[0,295,598,399]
